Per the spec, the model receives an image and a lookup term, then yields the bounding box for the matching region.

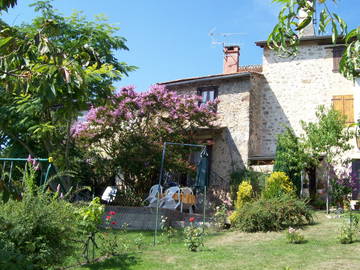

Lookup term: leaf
[296,15,312,31]
[50,83,56,96]
[0,36,13,49]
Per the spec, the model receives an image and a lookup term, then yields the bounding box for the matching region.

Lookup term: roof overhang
[159,72,252,87]
[255,35,345,48]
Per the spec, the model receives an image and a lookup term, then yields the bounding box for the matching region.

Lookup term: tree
[273,127,309,195]
[72,84,218,197]
[274,106,353,202]
[0,0,17,11]
[269,0,359,79]
[0,1,135,174]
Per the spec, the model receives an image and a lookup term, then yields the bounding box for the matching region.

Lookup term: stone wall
[259,41,356,158]
[166,76,253,188]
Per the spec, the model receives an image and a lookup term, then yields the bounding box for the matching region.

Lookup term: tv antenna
[209,27,246,47]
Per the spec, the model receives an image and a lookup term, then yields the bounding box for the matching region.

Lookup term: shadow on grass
[82,254,140,270]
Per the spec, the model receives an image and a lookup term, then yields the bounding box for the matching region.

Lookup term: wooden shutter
[332,95,354,123]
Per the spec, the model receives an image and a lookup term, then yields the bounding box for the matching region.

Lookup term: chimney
[298,0,315,37]
[223,45,240,74]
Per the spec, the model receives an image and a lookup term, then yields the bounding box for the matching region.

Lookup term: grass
[66,212,360,270]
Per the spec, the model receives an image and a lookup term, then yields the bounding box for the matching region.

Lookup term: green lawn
[68,212,360,270]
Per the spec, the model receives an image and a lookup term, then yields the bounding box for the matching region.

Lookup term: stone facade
[257,40,357,158]
[165,75,260,189]
[162,39,359,196]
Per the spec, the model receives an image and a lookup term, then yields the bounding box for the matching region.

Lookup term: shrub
[234,181,253,210]
[262,171,295,199]
[286,227,305,244]
[229,181,253,225]
[273,127,304,195]
[212,204,228,231]
[230,169,267,201]
[184,217,205,252]
[0,195,78,270]
[232,195,313,232]
[338,223,357,244]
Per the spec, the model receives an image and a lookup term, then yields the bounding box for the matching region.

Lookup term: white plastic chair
[180,187,194,214]
[144,184,163,207]
[159,186,181,210]
[101,186,117,203]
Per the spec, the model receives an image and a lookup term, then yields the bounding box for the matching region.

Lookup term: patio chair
[180,187,195,214]
[159,186,181,210]
[144,184,163,207]
[101,186,118,203]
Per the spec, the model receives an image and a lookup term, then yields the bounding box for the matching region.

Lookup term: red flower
[111,221,117,225]
[106,216,111,220]
[108,211,116,215]
[189,217,195,223]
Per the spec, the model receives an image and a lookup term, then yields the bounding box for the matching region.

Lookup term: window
[332,95,354,123]
[197,86,218,107]
[332,46,345,72]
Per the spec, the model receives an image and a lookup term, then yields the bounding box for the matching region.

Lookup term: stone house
[160,32,360,199]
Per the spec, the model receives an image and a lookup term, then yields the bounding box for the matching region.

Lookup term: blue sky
[2,0,359,91]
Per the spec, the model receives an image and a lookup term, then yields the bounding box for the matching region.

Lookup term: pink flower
[111,221,117,225]
[108,211,116,215]
[189,217,195,223]
[106,216,111,220]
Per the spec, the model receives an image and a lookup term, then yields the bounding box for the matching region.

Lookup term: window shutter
[343,95,354,123]
[332,95,354,123]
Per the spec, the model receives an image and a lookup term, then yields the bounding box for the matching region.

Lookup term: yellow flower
[48,157,54,163]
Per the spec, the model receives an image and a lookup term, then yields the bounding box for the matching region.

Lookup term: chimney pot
[223,45,240,74]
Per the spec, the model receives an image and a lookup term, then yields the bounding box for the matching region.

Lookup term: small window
[332,95,354,123]
[332,46,345,72]
[197,86,218,107]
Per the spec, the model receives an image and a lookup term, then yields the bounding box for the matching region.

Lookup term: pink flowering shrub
[72,84,218,196]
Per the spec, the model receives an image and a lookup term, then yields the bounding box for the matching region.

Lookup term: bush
[234,181,253,209]
[286,227,305,244]
[262,172,295,199]
[229,181,253,225]
[0,195,79,270]
[230,169,267,201]
[232,195,313,232]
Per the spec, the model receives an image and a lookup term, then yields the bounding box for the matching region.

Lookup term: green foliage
[183,221,205,252]
[0,195,78,270]
[235,181,253,209]
[286,227,305,244]
[229,181,253,225]
[77,197,104,235]
[230,168,267,201]
[232,195,313,232]
[338,222,357,244]
[77,197,105,263]
[262,172,295,199]
[329,179,351,207]
[0,0,135,189]
[100,213,131,256]
[274,127,307,195]
[301,106,353,164]
[0,0,17,11]
[212,204,228,231]
[268,0,359,79]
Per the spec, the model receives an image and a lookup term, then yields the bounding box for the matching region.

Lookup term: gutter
[160,72,251,87]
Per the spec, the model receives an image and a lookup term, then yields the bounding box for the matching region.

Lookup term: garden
[1,1,360,269]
